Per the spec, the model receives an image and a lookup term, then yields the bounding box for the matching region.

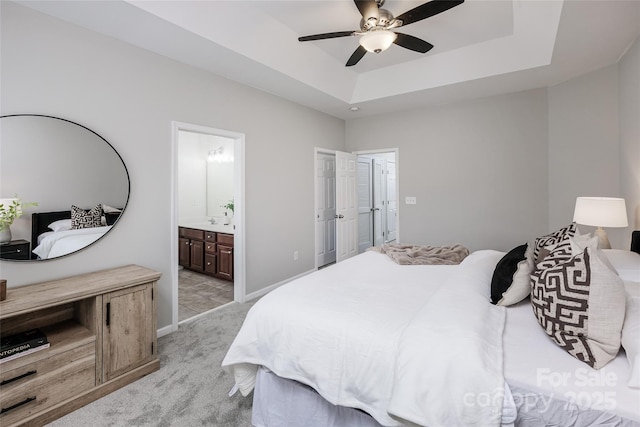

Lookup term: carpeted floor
[49,300,256,426]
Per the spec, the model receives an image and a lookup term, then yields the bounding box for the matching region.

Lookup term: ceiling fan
[298,0,464,67]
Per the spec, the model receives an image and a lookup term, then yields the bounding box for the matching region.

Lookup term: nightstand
[0,239,31,260]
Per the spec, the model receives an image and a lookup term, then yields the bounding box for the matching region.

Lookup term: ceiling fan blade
[354,0,379,23]
[298,31,355,42]
[395,0,464,27]
[346,45,367,67]
[393,33,434,53]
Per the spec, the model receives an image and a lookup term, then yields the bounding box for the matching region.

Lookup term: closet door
[336,151,358,263]
[386,161,397,243]
[357,157,373,253]
[316,153,336,267]
[372,158,385,247]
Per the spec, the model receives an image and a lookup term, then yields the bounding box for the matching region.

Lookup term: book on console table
[0,328,49,363]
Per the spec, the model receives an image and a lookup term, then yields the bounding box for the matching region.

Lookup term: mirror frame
[0,114,130,262]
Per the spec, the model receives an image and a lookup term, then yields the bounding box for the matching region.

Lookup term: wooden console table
[0,265,161,426]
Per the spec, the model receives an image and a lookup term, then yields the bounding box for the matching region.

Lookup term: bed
[30,208,121,259]
[222,229,640,427]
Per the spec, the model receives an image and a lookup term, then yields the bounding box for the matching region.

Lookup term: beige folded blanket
[367,244,469,265]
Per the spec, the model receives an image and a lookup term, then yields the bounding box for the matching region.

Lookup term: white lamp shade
[573,197,628,228]
[359,30,397,53]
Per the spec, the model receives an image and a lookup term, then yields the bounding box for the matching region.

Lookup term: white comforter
[32,226,111,259]
[222,250,513,427]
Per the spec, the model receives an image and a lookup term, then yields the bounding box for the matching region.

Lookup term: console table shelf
[0,265,161,426]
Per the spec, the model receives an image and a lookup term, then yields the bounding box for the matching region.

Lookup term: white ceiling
[15,0,640,119]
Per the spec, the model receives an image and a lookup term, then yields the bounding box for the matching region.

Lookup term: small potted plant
[221,200,234,225]
[0,197,38,243]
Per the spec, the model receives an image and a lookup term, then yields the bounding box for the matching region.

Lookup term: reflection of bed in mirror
[1,114,130,262]
[31,209,121,260]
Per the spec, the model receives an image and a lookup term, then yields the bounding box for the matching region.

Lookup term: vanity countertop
[179,222,235,235]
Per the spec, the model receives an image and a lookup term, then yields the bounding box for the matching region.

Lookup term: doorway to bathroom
[171,121,245,328]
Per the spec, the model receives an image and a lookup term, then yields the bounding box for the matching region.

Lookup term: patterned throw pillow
[535,236,574,271]
[530,248,626,369]
[532,223,577,264]
[71,204,103,229]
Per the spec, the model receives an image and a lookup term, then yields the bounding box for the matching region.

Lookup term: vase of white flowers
[0,197,37,243]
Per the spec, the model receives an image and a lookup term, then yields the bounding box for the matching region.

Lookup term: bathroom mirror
[0,114,130,261]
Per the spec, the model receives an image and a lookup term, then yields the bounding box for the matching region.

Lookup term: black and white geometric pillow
[535,236,575,271]
[530,247,626,369]
[532,223,577,264]
[71,204,103,229]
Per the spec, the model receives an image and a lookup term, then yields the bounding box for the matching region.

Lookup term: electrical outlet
[405,196,417,205]
[293,251,299,261]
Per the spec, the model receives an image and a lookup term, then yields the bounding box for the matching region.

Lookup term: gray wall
[619,37,640,235]
[346,89,550,252]
[547,65,624,246]
[0,2,345,329]
[346,39,640,252]
[548,36,640,249]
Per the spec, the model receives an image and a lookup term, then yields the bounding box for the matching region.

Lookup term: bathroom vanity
[178,224,234,281]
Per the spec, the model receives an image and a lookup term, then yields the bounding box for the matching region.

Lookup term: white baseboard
[242,268,317,302]
[159,268,317,337]
[157,323,177,338]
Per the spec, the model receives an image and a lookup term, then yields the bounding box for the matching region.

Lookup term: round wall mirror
[0,114,130,261]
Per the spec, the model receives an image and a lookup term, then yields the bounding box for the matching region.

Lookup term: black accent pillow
[104,212,120,226]
[490,244,527,305]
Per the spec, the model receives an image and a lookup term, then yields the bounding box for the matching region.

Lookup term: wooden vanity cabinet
[216,233,234,281]
[0,265,160,426]
[178,228,233,281]
[204,232,217,276]
[179,228,205,272]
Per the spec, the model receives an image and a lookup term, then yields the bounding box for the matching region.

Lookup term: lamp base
[594,227,611,249]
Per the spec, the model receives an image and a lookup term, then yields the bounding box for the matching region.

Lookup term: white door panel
[386,161,397,243]
[336,151,358,262]
[373,158,384,247]
[316,153,336,267]
[357,158,373,253]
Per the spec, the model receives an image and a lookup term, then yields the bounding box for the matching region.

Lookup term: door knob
[335,214,344,219]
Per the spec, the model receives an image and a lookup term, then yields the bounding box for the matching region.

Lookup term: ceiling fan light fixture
[359,30,397,53]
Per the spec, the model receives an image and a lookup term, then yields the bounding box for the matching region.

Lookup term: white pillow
[603,249,640,282]
[570,235,617,273]
[102,204,122,214]
[48,219,72,232]
[622,281,640,388]
[569,233,597,253]
[496,250,534,306]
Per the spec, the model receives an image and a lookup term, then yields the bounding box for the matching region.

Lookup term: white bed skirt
[252,367,639,427]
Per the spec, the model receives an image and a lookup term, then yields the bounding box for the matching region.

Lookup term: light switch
[405,197,417,205]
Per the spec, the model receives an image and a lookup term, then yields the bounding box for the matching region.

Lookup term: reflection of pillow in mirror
[103,204,122,214]
[48,219,72,232]
[71,204,103,229]
[104,212,120,226]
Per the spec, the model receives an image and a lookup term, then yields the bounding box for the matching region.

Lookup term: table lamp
[573,197,628,249]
